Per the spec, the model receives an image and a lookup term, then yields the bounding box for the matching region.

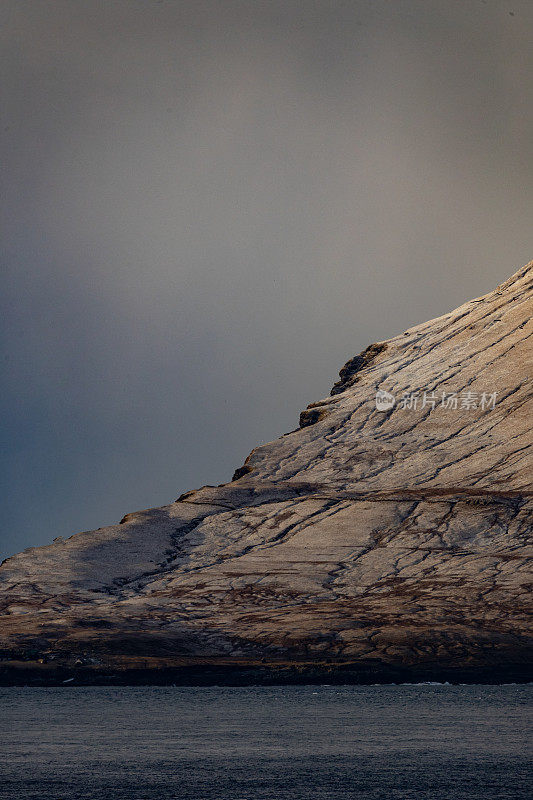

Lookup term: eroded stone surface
[1,263,532,681]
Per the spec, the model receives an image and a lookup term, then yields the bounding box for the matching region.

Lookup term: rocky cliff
[1,262,532,685]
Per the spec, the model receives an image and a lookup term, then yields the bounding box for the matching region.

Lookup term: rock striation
[1,262,532,685]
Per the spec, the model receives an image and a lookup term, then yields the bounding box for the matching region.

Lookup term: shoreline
[1,659,530,687]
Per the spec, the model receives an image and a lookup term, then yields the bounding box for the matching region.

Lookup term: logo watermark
[375,389,396,411]
[375,389,497,412]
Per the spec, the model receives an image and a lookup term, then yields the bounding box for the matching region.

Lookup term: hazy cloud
[1,0,532,558]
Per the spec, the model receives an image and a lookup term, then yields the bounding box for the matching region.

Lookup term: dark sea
[0,684,531,800]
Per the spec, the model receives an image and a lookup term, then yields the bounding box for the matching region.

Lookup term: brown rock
[1,262,532,684]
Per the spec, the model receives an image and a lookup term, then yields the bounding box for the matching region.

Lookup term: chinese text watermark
[375,389,497,412]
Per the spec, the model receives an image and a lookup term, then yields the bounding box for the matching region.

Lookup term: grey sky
[1,0,532,560]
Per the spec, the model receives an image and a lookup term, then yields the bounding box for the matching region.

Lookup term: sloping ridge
[1,262,532,685]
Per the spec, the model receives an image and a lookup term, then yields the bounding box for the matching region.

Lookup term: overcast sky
[1,0,532,560]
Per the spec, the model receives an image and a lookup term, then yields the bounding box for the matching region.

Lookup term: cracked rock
[0,262,532,684]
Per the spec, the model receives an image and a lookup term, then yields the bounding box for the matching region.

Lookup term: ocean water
[0,684,531,800]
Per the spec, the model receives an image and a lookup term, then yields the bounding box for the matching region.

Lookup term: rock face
[1,263,532,684]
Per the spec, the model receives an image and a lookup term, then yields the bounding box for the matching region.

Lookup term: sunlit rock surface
[1,262,531,684]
